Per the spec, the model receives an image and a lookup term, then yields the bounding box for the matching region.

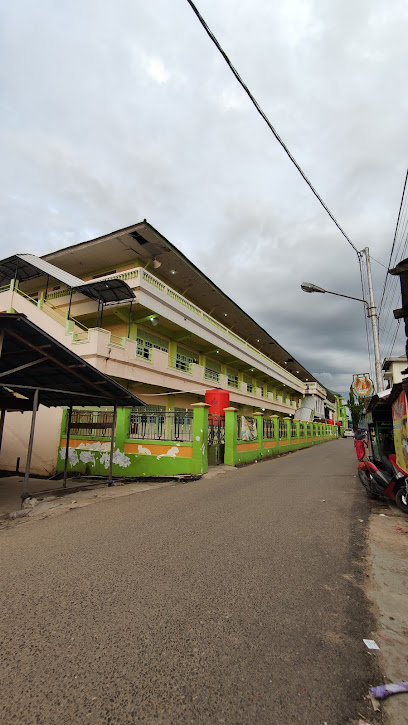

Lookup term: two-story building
[0,220,345,473]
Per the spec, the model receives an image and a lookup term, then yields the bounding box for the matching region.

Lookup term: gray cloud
[1,0,407,398]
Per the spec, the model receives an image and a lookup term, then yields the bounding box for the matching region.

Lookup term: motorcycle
[388,454,408,514]
[358,455,408,508]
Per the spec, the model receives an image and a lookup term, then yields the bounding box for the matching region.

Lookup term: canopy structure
[0,253,135,305]
[0,312,144,495]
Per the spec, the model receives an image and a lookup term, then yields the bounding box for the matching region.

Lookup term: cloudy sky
[1,0,408,397]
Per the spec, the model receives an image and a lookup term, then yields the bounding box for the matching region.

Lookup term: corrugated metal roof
[0,313,145,408]
[0,253,135,304]
[17,253,83,287]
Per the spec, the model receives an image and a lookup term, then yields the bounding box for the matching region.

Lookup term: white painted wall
[0,407,63,476]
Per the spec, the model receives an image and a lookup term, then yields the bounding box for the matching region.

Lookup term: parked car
[343,428,354,438]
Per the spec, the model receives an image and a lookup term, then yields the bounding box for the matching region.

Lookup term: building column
[270,414,279,444]
[224,407,238,466]
[191,402,210,474]
[253,411,263,456]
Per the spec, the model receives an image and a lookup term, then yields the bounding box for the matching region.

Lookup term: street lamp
[301,281,384,393]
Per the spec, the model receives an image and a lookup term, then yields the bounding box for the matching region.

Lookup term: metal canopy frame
[0,253,135,305]
[0,313,144,497]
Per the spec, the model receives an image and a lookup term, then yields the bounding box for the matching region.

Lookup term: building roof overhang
[0,313,144,408]
[43,221,320,386]
[0,253,135,304]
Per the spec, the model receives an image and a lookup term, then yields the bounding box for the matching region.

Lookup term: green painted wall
[226,409,338,466]
[57,404,209,478]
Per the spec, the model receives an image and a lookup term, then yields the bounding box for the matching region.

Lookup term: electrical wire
[379,169,408,316]
[370,255,388,270]
[185,0,359,255]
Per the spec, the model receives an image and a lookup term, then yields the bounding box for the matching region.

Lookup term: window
[136,331,168,359]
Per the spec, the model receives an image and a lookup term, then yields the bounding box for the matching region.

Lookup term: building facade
[0,221,346,474]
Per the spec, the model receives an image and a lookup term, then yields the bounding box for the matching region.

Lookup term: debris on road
[369,693,381,712]
[363,639,380,650]
[370,681,408,699]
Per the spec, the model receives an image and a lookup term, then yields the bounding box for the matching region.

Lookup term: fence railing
[129,411,193,441]
[66,410,114,438]
[263,418,275,439]
[208,415,225,445]
[279,420,288,438]
[291,421,297,437]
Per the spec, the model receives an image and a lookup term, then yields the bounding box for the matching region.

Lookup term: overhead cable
[379,168,408,316]
[185,0,359,255]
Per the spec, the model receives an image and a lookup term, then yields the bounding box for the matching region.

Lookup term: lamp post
[301,274,384,393]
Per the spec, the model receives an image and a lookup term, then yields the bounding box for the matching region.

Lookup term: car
[343,428,354,438]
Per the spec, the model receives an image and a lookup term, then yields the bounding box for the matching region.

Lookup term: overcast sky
[1,0,408,398]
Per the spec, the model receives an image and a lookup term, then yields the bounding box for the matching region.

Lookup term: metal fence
[263,418,275,439]
[129,411,193,441]
[279,419,288,438]
[291,421,297,437]
[66,410,114,438]
[208,415,225,445]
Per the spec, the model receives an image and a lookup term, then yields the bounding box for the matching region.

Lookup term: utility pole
[364,247,384,393]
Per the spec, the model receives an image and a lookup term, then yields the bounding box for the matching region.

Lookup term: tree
[347,387,365,430]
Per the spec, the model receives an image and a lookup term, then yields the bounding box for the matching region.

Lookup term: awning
[0,312,144,408]
[0,253,135,304]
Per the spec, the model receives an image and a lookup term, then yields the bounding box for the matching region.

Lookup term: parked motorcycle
[388,454,408,514]
[358,455,408,507]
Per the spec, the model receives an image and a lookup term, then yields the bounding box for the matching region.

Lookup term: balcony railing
[23,266,306,391]
[168,356,193,374]
[227,375,240,389]
[204,367,220,382]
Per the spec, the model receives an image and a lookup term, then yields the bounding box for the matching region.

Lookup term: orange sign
[352,374,374,397]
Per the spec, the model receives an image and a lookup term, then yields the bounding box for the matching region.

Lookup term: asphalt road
[0,440,383,725]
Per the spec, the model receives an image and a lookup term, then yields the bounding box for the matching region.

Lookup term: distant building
[382,356,407,387]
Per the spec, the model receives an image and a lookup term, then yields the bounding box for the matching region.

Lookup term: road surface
[0,440,382,724]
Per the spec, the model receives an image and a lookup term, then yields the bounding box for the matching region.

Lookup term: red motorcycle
[358,455,408,508]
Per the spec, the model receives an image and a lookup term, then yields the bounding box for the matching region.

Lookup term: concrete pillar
[253,411,263,456]
[191,403,210,474]
[224,407,238,466]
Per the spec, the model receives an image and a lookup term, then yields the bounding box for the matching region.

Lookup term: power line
[185,0,359,255]
[387,320,402,359]
[370,255,388,270]
[379,169,408,316]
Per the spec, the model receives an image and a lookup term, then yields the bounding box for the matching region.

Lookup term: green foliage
[347,387,365,430]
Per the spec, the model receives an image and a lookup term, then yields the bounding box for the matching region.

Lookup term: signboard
[240,416,258,441]
[392,391,408,473]
[352,373,374,397]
